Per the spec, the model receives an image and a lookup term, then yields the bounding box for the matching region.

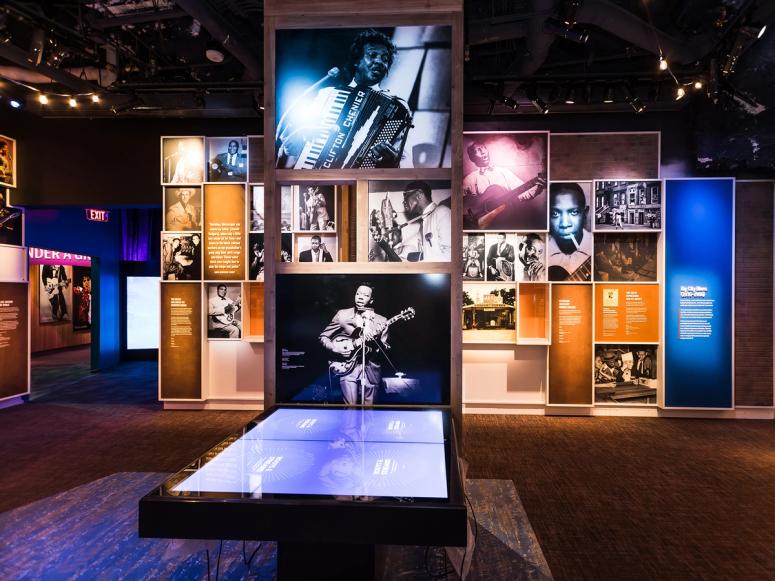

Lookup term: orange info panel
[204,183,246,280]
[248,282,265,337]
[594,283,660,343]
[549,284,593,405]
[518,283,549,340]
[160,282,202,399]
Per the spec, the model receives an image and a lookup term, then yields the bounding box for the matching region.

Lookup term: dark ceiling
[0,0,773,168]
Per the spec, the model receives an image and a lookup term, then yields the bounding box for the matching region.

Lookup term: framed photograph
[39,264,72,324]
[161,137,205,185]
[275,26,451,169]
[293,185,336,231]
[548,181,593,282]
[0,135,16,189]
[595,344,658,405]
[368,180,451,262]
[207,283,242,340]
[279,186,293,232]
[0,189,23,246]
[280,232,294,262]
[164,186,201,231]
[248,233,264,281]
[250,185,264,232]
[515,233,547,282]
[462,234,485,281]
[297,233,336,262]
[462,132,548,230]
[462,283,517,344]
[161,232,201,281]
[206,137,248,183]
[71,266,92,331]
[484,232,517,282]
[276,274,450,405]
[594,233,658,282]
[593,180,662,231]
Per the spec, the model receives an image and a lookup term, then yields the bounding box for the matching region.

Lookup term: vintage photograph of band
[462,282,517,344]
[275,274,450,406]
[462,131,548,231]
[161,232,201,281]
[275,26,451,169]
[207,282,242,340]
[595,344,658,405]
[593,180,662,231]
[368,180,451,263]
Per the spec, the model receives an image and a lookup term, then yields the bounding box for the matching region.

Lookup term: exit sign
[86,208,110,222]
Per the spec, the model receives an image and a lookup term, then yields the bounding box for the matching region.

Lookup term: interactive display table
[139,406,467,579]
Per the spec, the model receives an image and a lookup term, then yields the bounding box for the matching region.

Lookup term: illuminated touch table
[139,406,467,579]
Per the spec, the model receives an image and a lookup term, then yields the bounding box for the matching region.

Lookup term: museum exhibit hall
[1,0,774,579]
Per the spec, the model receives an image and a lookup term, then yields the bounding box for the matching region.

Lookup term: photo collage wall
[463,131,662,406]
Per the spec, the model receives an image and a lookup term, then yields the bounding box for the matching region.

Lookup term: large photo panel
[548,181,593,282]
[462,132,548,230]
[275,26,451,169]
[276,274,451,405]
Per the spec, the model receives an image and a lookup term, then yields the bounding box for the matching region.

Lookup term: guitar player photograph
[275,274,451,406]
[462,131,548,230]
[206,137,247,182]
[39,264,71,323]
[274,26,451,169]
[548,181,593,282]
[207,283,242,339]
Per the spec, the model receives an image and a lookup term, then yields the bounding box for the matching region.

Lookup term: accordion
[292,85,412,170]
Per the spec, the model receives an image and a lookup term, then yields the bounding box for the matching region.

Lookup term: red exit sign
[85,208,110,222]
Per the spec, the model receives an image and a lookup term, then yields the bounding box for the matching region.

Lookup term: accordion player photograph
[275,26,452,170]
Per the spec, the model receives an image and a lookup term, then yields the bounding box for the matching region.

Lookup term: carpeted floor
[2,347,775,579]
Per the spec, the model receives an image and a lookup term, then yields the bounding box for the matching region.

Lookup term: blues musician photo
[275,26,451,170]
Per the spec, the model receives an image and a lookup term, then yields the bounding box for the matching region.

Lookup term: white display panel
[127,276,160,349]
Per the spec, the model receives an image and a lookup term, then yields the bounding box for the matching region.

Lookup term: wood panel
[550,133,660,181]
[160,282,202,400]
[29,265,90,353]
[248,136,265,183]
[548,284,593,406]
[734,181,774,407]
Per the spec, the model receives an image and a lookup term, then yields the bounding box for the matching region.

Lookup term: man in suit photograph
[209,139,246,181]
[487,232,515,281]
[299,235,333,262]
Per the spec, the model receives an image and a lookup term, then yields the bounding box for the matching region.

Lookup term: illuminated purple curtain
[121,209,153,261]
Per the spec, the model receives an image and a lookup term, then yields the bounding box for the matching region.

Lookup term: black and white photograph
[0,134,16,189]
[462,283,517,344]
[280,232,293,263]
[164,187,201,231]
[548,181,593,282]
[484,232,517,282]
[39,264,72,324]
[207,137,248,182]
[279,186,293,232]
[297,234,336,262]
[161,232,201,281]
[462,132,548,230]
[462,234,485,281]
[594,233,658,282]
[294,185,335,231]
[248,233,264,281]
[594,180,662,231]
[0,189,23,246]
[161,136,205,185]
[207,283,242,340]
[595,344,658,405]
[275,26,451,169]
[368,180,451,262]
[250,185,264,232]
[276,274,450,405]
[515,233,547,282]
[71,266,92,331]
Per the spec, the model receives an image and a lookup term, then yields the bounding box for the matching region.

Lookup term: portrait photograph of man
[207,137,248,182]
[484,232,517,282]
[161,137,204,185]
[516,233,547,282]
[297,234,336,262]
[368,180,451,263]
[207,283,242,340]
[275,274,450,406]
[39,264,72,323]
[275,26,451,170]
[548,181,593,282]
[294,185,336,231]
[462,132,548,230]
[71,266,92,331]
[462,234,485,281]
[164,187,201,231]
[280,232,294,263]
[0,135,16,188]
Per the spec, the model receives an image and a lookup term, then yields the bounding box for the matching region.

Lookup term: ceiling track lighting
[564,86,577,105]
[544,17,590,44]
[525,86,549,114]
[675,86,686,100]
[659,56,668,71]
[622,85,645,114]
[603,85,615,104]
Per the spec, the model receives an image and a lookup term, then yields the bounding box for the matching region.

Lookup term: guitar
[548,257,592,282]
[328,307,415,376]
[211,298,242,325]
[45,277,71,300]
[0,210,21,229]
[463,172,546,230]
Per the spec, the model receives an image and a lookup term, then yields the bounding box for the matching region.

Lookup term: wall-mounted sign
[28,247,91,267]
[85,208,110,222]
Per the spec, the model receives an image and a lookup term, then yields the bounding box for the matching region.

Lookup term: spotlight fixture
[68,97,77,108]
[622,85,645,113]
[603,85,615,104]
[693,80,704,90]
[9,99,21,109]
[564,86,577,105]
[659,56,668,71]
[675,86,686,100]
[500,96,519,110]
[544,17,590,44]
[38,94,48,105]
[91,94,100,104]
[205,40,225,63]
[525,86,549,114]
